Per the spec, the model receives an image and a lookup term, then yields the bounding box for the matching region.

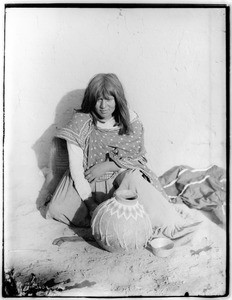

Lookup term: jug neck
[115,190,138,206]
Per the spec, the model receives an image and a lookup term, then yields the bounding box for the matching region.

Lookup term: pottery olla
[91,189,152,252]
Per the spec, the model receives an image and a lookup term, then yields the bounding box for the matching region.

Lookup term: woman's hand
[84,163,108,183]
[85,161,121,183]
[84,197,98,216]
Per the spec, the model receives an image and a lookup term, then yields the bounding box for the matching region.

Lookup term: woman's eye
[97,97,114,102]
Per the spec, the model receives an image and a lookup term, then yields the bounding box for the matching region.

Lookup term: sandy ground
[4,189,227,298]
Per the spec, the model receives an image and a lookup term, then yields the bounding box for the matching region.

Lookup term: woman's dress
[46,111,200,239]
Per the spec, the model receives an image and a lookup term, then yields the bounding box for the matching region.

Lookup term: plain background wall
[4,7,226,211]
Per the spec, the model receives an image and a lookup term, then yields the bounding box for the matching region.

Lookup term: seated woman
[46,73,200,239]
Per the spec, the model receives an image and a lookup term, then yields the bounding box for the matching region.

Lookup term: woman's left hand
[84,163,108,183]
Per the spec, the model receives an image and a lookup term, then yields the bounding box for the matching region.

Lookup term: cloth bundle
[159,165,226,223]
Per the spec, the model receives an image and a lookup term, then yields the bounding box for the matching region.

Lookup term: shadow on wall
[32,89,85,214]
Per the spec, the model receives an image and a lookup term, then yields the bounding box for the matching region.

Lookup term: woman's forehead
[97,89,114,99]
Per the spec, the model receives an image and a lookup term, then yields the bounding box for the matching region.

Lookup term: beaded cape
[56,112,166,196]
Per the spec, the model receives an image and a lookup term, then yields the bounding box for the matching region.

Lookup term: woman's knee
[115,169,142,192]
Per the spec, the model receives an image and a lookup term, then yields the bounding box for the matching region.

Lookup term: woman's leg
[46,171,90,227]
[114,170,201,239]
[47,171,119,226]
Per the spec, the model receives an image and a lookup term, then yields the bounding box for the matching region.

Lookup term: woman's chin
[99,114,112,121]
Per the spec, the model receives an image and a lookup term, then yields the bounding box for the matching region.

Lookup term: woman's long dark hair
[80,73,132,135]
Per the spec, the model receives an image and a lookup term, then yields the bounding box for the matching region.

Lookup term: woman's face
[95,95,116,120]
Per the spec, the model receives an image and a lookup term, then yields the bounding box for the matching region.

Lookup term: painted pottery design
[91,189,152,252]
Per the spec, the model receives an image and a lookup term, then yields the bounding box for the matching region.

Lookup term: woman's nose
[100,99,106,108]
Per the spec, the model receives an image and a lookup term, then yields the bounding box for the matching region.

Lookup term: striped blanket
[159,165,226,223]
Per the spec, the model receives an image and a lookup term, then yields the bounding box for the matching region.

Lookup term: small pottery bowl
[149,237,175,258]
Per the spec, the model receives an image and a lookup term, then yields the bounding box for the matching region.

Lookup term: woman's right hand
[84,161,121,183]
[84,197,98,216]
[84,163,108,183]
